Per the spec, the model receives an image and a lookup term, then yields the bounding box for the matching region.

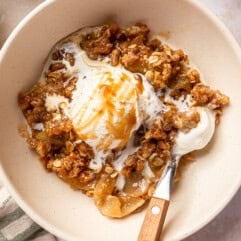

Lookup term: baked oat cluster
[18,23,229,218]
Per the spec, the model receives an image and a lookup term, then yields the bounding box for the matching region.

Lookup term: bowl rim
[0,0,241,240]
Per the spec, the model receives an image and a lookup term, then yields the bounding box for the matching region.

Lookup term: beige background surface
[0,0,240,240]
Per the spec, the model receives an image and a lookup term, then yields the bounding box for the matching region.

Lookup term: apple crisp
[18,23,229,218]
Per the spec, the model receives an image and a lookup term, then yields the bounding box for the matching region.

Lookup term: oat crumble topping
[18,23,229,218]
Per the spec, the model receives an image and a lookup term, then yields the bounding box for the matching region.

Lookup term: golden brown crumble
[18,23,229,218]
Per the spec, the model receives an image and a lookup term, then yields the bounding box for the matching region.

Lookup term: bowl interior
[0,0,241,241]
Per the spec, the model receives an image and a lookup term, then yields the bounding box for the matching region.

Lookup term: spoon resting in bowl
[138,107,216,241]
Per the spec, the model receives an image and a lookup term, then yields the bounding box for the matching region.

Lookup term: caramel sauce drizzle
[135,75,144,94]
[74,71,144,151]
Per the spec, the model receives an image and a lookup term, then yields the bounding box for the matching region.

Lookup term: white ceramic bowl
[0,0,241,240]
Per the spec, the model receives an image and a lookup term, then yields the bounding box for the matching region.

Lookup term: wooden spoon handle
[137,197,169,241]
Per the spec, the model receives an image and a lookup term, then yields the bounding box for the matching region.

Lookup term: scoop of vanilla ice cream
[43,31,163,170]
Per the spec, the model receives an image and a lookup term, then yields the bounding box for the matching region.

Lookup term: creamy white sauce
[113,135,139,172]
[138,178,149,193]
[138,76,166,125]
[173,107,216,157]
[164,89,194,112]
[45,94,69,112]
[88,150,108,171]
[116,174,126,191]
[32,123,44,131]
[142,161,155,179]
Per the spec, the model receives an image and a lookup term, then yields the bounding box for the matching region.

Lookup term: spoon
[137,107,216,241]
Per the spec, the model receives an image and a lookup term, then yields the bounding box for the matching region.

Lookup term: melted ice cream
[173,107,216,157]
